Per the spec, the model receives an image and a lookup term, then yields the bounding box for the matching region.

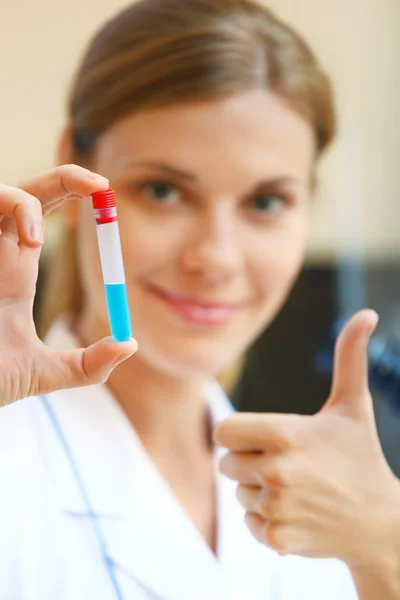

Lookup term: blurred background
[1,0,399,473]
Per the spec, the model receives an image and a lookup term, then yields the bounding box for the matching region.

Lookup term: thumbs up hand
[215,310,400,576]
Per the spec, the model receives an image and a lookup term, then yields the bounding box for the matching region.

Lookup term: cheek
[117,205,184,277]
[250,220,308,306]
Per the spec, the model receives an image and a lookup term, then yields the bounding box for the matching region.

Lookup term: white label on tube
[96,221,126,284]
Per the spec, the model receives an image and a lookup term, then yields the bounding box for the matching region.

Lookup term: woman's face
[74,89,315,378]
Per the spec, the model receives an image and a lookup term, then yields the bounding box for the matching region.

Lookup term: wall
[1,0,399,261]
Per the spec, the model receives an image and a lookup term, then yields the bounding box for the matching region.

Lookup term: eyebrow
[126,160,306,188]
[125,160,198,181]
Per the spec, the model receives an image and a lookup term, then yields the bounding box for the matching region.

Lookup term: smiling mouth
[146,284,241,326]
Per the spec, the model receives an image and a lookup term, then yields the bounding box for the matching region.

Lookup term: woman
[0,0,399,598]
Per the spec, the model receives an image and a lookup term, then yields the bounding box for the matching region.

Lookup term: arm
[351,562,400,600]
[351,500,400,600]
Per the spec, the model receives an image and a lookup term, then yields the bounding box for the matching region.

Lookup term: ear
[56,126,80,227]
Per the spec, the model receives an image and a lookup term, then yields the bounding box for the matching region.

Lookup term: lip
[146,284,241,325]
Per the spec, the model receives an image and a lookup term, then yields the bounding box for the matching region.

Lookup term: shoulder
[0,396,41,459]
[0,396,69,593]
[0,395,46,465]
[0,395,61,515]
[0,396,56,514]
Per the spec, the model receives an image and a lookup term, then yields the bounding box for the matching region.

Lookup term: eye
[141,181,181,204]
[251,194,286,216]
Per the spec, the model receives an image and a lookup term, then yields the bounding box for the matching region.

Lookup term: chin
[137,337,242,380]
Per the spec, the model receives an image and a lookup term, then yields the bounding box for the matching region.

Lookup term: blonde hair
[39,0,336,389]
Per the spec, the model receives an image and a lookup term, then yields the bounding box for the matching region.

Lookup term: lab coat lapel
[106,437,229,600]
[103,383,248,600]
[28,386,134,516]
[104,381,240,600]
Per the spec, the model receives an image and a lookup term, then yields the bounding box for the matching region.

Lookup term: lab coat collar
[36,319,274,600]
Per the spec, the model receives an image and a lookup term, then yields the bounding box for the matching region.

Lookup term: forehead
[95,89,315,183]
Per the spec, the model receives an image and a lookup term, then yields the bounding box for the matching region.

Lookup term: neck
[109,352,212,455]
[74,313,212,457]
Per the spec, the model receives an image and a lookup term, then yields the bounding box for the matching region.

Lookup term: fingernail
[30,223,43,244]
[367,314,379,336]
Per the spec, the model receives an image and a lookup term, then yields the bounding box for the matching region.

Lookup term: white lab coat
[0,320,359,600]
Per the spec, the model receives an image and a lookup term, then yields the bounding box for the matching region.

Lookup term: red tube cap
[92,189,116,209]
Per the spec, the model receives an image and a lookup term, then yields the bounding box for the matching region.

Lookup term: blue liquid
[104,283,132,342]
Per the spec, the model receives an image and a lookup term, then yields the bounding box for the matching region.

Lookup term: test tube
[91,189,132,342]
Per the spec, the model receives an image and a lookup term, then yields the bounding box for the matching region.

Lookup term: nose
[180,204,243,284]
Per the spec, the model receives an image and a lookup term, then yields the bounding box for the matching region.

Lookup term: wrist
[349,476,400,598]
[350,561,400,600]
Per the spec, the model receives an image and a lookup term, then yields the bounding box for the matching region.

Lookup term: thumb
[47,337,138,391]
[325,309,378,413]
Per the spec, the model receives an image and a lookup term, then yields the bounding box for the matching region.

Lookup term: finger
[220,452,265,485]
[221,451,301,490]
[18,164,109,208]
[238,485,297,525]
[214,412,301,453]
[40,193,82,216]
[0,184,44,247]
[239,484,297,526]
[0,165,108,247]
[245,513,292,555]
[236,484,264,514]
[36,337,138,395]
[244,512,269,546]
[329,309,379,405]
[61,337,138,387]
